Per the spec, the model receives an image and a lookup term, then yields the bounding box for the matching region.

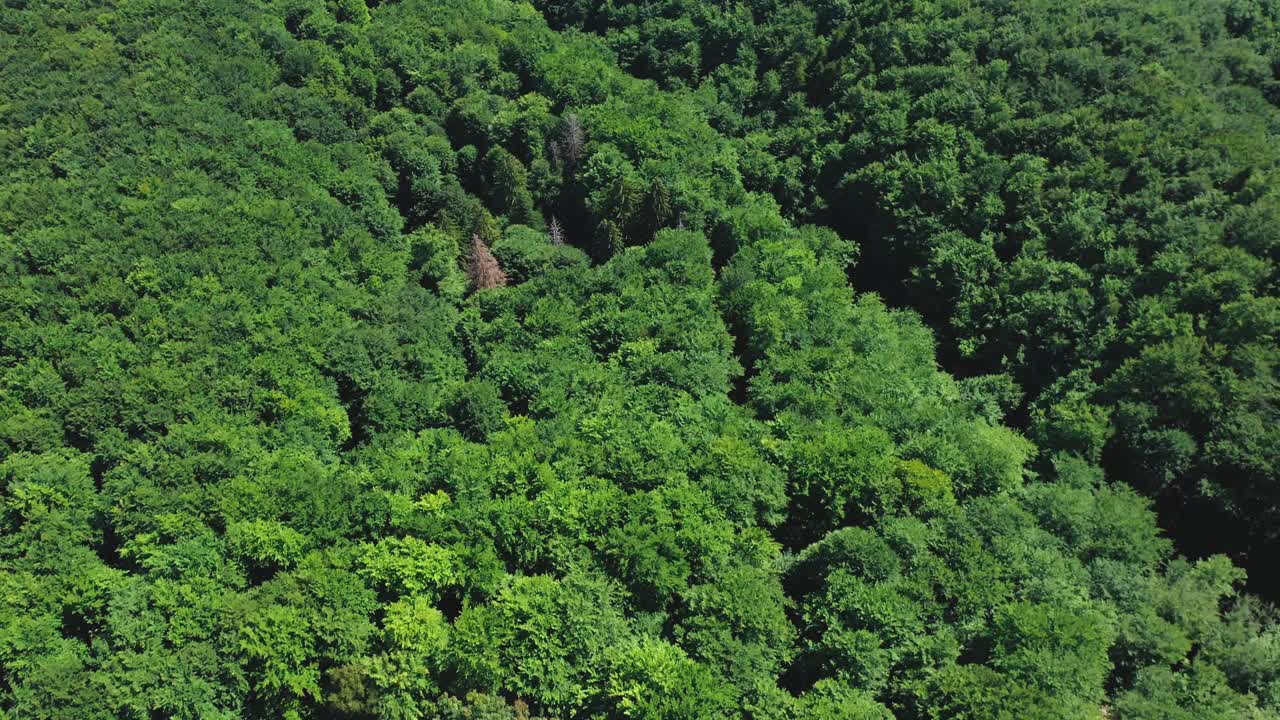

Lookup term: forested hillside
[536,0,1280,594]
[0,0,1277,718]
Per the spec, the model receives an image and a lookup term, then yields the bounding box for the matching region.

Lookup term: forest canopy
[534,0,1280,593]
[0,0,1277,718]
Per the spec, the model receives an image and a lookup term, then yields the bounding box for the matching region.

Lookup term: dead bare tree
[551,113,585,175]
[548,215,565,245]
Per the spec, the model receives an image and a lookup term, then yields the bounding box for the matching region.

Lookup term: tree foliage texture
[0,0,1278,718]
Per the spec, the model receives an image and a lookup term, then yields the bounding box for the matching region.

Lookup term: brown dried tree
[467,233,508,290]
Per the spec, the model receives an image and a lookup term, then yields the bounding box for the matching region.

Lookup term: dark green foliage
[535,0,1280,596]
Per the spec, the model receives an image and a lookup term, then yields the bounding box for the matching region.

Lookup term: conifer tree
[642,177,672,241]
[593,219,624,263]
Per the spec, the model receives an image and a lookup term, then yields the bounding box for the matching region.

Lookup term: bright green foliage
[361,595,451,719]
[358,537,458,600]
[602,637,733,719]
